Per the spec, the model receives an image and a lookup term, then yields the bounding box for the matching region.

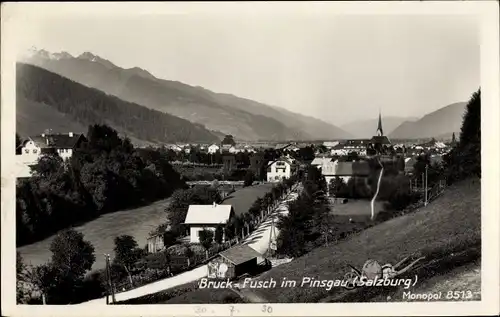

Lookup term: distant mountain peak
[21,47,73,61]
[72,51,115,68]
[126,66,155,80]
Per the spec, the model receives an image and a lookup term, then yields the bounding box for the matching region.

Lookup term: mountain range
[340,116,419,138]
[388,102,467,140]
[17,63,220,144]
[20,49,352,141]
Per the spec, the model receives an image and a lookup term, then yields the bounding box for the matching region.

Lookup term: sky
[13,4,480,126]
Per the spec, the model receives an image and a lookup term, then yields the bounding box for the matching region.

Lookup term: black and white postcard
[1,2,499,316]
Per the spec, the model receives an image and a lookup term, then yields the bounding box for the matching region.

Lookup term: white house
[266,157,296,182]
[16,132,86,178]
[168,144,183,152]
[184,203,234,243]
[208,144,220,154]
[323,141,340,148]
[18,132,84,162]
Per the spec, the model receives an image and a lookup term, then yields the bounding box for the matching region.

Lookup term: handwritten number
[195,306,207,314]
[262,305,273,313]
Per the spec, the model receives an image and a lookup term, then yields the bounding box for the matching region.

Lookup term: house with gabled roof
[266,156,297,182]
[322,159,371,190]
[184,203,235,243]
[311,157,333,169]
[16,132,87,177]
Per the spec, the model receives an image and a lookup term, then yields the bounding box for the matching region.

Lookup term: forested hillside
[16,63,220,144]
[23,50,352,141]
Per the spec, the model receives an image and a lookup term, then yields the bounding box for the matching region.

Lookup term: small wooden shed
[218,244,263,280]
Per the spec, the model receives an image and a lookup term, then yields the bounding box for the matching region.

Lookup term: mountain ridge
[340,116,419,138]
[16,63,220,144]
[389,102,467,139]
[21,49,352,141]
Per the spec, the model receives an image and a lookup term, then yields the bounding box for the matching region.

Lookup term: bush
[243,170,255,187]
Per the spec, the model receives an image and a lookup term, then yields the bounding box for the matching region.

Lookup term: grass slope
[221,183,275,217]
[253,178,480,303]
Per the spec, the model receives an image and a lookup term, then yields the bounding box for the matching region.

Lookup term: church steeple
[376,109,384,136]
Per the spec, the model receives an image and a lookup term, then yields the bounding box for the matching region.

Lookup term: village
[14,111,462,305]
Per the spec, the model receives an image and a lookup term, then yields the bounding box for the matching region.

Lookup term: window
[33,149,38,154]
[24,149,29,154]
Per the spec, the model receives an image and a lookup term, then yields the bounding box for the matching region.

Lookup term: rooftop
[184,204,233,225]
[22,133,84,149]
[219,244,263,265]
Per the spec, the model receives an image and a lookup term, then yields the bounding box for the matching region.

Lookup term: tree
[214,225,224,244]
[243,212,253,235]
[298,146,315,161]
[27,263,58,303]
[163,231,178,249]
[249,198,263,222]
[50,229,95,279]
[221,135,236,146]
[113,235,141,287]
[166,186,221,236]
[26,229,96,304]
[329,177,346,197]
[458,88,481,178]
[346,151,360,162]
[243,170,255,187]
[224,220,236,241]
[184,245,194,267]
[198,229,214,260]
[17,252,28,303]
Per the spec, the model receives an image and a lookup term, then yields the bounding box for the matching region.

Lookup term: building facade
[266,157,296,182]
[16,132,86,178]
[184,204,234,243]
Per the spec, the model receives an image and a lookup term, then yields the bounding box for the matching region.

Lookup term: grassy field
[17,199,171,271]
[251,178,481,303]
[221,183,275,217]
[329,199,386,223]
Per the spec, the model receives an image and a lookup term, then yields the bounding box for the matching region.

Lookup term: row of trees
[16,124,186,246]
[161,175,299,244]
[276,166,332,257]
[17,229,152,304]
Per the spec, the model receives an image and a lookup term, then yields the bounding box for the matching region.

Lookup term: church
[368,111,391,155]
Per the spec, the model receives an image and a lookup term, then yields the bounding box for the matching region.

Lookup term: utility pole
[424,164,428,206]
[104,253,116,304]
[421,172,425,194]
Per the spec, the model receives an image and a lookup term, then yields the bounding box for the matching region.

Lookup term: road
[79,188,298,305]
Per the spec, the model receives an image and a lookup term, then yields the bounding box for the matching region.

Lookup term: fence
[112,182,300,295]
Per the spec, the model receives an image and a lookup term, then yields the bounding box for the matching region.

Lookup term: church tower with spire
[370,109,391,155]
[376,110,384,136]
